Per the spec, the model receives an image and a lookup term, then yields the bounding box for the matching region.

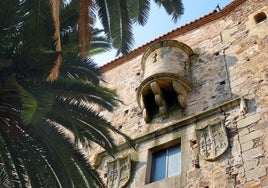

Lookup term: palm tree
[0,0,184,187]
[0,1,126,187]
[1,54,132,187]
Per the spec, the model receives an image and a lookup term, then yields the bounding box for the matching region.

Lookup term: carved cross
[152,53,158,63]
[200,131,212,158]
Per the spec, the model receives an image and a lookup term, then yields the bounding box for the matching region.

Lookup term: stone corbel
[140,95,150,123]
[240,96,248,115]
[172,80,188,108]
[150,81,168,119]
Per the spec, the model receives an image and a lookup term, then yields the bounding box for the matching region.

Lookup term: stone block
[231,86,241,94]
[241,140,254,152]
[259,120,268,127]
[237,114,262,128]
[181,151,192,171]
[180,173,187,187]
[229,73,238,82]
[244,158,259,171]
[239,130,264,144]
[245,166,267,181]
[231,144,241,157]
[230,77,247,88]
[242,147,263,160]
[243,181,262,188]
[238,127,249,137]
[233,156,243,167]
[260,157,268,166]
[187,169,202,181]
[261,175,268,187]
[221,25,238,42]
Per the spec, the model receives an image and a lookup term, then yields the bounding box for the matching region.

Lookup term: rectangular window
[150,145,181,182]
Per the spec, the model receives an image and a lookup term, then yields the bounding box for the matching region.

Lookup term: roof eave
[100,0,247,72]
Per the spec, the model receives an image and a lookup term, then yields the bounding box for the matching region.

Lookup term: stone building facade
[92,0,268,187]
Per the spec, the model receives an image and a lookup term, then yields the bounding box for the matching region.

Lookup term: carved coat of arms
[195,118,228,160]
[107,155,131,188]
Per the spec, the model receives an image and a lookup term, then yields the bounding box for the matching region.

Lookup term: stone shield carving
[107,155,131,188]
[195,118,228,160]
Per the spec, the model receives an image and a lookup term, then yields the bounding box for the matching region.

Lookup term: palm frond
[96,0,134,55]
[90,29,112,54]
[110,0,134,56]
[0,124,30,187]
[0,119,64,187]
[61,0,79,29]
[0,163,11,188]
[0,0,22,30]
[0,89,20,123]
[72,150,105,187]
[128,0,150,26]
[33,121,105,187]
[0,137,13,188]
[0,58,14,71]
[153,0,184,23]
[60,54,102,85]
[47,78,118,111]
[0,0,24,56]
[94,0,110,40]
[13,51,58,80]
[7,76,52,125]
[22,0,54,51]
[48,98,118,154]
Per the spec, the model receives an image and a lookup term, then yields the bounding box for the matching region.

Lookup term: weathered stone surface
[237,114,262,128]
[239,127,250,137]
[242,147,263,160]
[260,157,268,166]
[244,158,259,171]
[241,140,254,152]
[240,130,264,144]
[245,166,267,181]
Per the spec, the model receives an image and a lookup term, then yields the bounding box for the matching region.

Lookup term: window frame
[146,139,181,184]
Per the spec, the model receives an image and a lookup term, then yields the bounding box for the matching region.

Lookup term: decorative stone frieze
[136,40,194,123]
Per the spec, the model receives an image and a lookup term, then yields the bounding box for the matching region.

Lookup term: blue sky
[93,0,233,66]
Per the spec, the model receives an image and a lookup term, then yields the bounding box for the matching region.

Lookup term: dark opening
[143,85,180,119]
[254,12,267,24]
[162,85,180,111]
[144,91,158,119]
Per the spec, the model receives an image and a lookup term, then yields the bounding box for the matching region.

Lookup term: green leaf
[8,77,52,125]
[22,88,52,125]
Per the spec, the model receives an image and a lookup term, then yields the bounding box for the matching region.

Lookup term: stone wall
[94,0,268,187]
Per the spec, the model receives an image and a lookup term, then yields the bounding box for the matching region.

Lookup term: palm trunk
[47,0,62,82]
[78,0,93,58]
